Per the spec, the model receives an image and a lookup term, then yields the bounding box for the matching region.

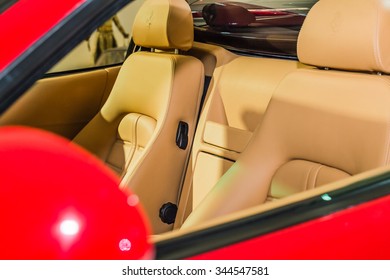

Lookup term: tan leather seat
[182,0,390,228]
[73,0,204,234]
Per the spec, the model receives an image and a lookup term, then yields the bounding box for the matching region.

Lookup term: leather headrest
[298,0,390,73]
[132,0,193,51]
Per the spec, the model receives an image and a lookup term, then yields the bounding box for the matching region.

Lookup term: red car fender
[0,126,153,259]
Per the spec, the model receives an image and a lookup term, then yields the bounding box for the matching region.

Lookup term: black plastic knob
[159,202,178,224]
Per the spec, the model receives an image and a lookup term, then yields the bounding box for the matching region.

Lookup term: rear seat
[179,0,390,228]
[174,50,309,228]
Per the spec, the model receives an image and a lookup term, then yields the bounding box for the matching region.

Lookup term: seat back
[174,55,306,228]
[182,0,390,228]
[73,0,204,234]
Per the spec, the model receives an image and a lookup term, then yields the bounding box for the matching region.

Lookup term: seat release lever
[176,121,189,150]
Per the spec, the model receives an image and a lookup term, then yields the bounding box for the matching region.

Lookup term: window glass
[47,0,317,73]
[190,0,318,58]
[48,0,143,73]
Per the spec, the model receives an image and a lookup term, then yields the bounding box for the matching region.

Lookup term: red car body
[0,0,86,71]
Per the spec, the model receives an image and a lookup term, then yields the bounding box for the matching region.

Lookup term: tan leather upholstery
[174,55,306,228]
[106,113,156,174]
[73,0,204,234]
[181,0,390,228]
[132,0,193,51]
[154,165,390,242]
[187,42,238,76]
[298,0,390,73]
[270,160,349,201]
[0,67,120,139]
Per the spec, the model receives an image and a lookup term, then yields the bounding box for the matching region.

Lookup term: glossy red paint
[0,0,86,71]
[190,195,390,259]
[0,127,153,259]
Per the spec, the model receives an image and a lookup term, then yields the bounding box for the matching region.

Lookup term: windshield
[189,0,318,58]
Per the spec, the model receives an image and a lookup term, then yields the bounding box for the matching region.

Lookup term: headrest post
[174,49,179,55]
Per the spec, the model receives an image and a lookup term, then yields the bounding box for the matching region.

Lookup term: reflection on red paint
[60,219,80,236]
[0,127,153,259]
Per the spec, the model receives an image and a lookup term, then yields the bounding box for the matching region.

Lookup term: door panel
[187,194,390,259]
[0,66,120,139]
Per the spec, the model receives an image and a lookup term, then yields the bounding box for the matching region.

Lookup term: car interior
[1,0,390,242]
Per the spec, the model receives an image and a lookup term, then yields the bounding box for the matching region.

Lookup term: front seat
[182,0,390,228]
[73,0,204,234]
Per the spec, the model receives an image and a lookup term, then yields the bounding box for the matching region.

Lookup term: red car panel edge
[0,0,86,71]
[189,194,390,259]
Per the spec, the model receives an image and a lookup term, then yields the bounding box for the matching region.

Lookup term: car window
[47,0,316,73]
[47,0,143,73]
[190,0,318,58]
